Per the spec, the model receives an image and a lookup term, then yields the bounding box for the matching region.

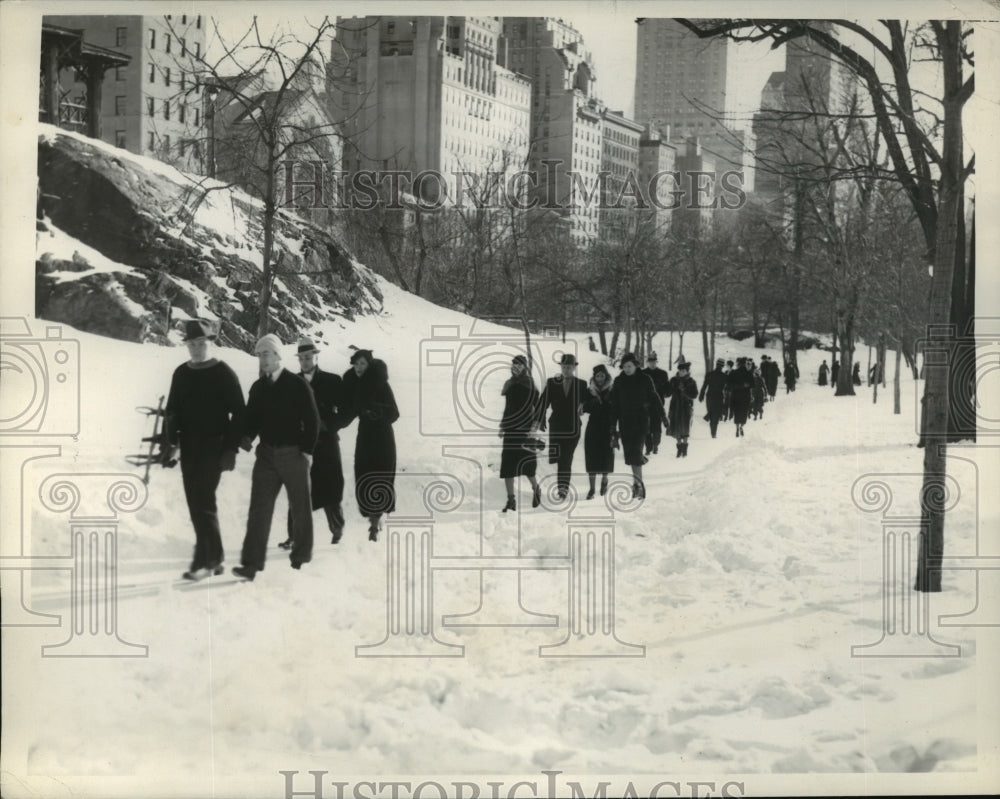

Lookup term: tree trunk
[834,313,855,396]
[609,329,620,361]
[598,323,608,355]
[893,330,902,415]
[916,21,965,593]
[256,160,278,339]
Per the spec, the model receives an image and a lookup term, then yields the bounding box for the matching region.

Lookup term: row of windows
[115,17,202,48]
[124,95,201,125]
[148,28,201,58]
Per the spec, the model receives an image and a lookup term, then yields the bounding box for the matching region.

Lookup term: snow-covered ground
[3,273,998,798]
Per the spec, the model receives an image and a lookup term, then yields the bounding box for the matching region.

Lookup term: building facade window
[164,99,170,120]
[165,34,171,54]
[115,95,126,115]
[148,28,156,49]
[165,68,171,86]
[180,38,186,57]
[196,15,202,29]
[116,27,127,46]
[194,42,200,58]
[147,131,155,150]
[116,66,126,82]
[148,63,155,83]
[147,96,155,116]
[179,103,186,123]
[115,130,126,148]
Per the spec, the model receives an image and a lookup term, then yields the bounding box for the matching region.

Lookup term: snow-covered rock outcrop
[36,125,381,349]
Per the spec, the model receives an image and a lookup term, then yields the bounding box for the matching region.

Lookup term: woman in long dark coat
[610,352,666,499]
[665,361,698,457]
[727,358,754,437]
[818,360,829,386]
[341,350,398,541]
[582,364,615,499]
[499,355,542,512]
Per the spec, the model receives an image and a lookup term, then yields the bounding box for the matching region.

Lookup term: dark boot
[676,442,683,458]
[681,442,688,457]
[502,495,516,513]
[531,484,541,508]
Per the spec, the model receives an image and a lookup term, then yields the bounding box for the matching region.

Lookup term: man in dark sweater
[165,319,246,581]
[233,334,320,581]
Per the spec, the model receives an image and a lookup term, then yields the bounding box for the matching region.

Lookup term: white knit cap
[255,333,283,356]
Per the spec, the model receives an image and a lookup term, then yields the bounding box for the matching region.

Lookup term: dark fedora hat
[181,318,216,341]
[559,352,578,366]
[677,361,691,371]
[619,352,640,367]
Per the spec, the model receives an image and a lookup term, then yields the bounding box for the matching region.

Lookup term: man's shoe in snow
[232,565,256,581]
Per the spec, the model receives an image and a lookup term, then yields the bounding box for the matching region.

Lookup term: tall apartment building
[599,109,644,241]
[633,19,746,183]
[332,16,531,207]
[637,124,677,234]
[51,14,207,173]
[753,24,852,207]
[502,17,602,244]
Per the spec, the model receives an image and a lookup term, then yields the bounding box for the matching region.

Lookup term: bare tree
[677,18,975,592]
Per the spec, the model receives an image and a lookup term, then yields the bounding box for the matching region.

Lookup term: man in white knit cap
[233,334,320,581]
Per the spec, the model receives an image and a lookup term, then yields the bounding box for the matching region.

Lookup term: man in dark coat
[610,352,666,499]
[727,357,754,437]
[699,357,728,438]
[642,352,670,455]
[831,359,840,388]
[164,319,246,581]
[722,360,734,420]
[666,361,699,457]
[852,362,863,386]
[232,334,319,581]
[761,355,781,400]
[340,350,399,541]
[818,360,830,386]
[537,352,588,499]
[785,359,800,393]
[279,337,346,550]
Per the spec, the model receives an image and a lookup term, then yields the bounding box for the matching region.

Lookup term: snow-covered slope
[3,257,994,797]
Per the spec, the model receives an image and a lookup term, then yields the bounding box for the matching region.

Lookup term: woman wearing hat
[609,352,666,499]
[499,355,542,512]
[536,352,588,499]
[582,364,615,499]
[340,349,399,541]
[666,361,699,457]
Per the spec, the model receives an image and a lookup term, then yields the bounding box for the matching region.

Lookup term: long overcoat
[666,374,699,438]
[342,360,398,516]
[610,370,665,466]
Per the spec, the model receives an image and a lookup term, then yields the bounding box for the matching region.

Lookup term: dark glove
[219,450,236,472]
[362,407,381,421]
[238,436,253,452]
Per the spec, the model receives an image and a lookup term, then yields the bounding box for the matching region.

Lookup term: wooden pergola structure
[39,23,130,139]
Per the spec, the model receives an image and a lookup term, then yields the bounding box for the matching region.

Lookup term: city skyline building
[50,14,207,173]
[632,18,748,188]
[332,16,532,209]
[503,16,602,244]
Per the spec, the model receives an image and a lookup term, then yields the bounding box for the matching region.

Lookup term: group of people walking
[164,319,398,583]
[499,349,730,506]
[700,354,798,438]
[499,347,807,508]
[818,358,865,388]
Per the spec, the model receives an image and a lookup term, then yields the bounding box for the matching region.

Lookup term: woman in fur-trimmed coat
[499,355,542,512]
[582,364,615,499]
[340,350,399,541]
